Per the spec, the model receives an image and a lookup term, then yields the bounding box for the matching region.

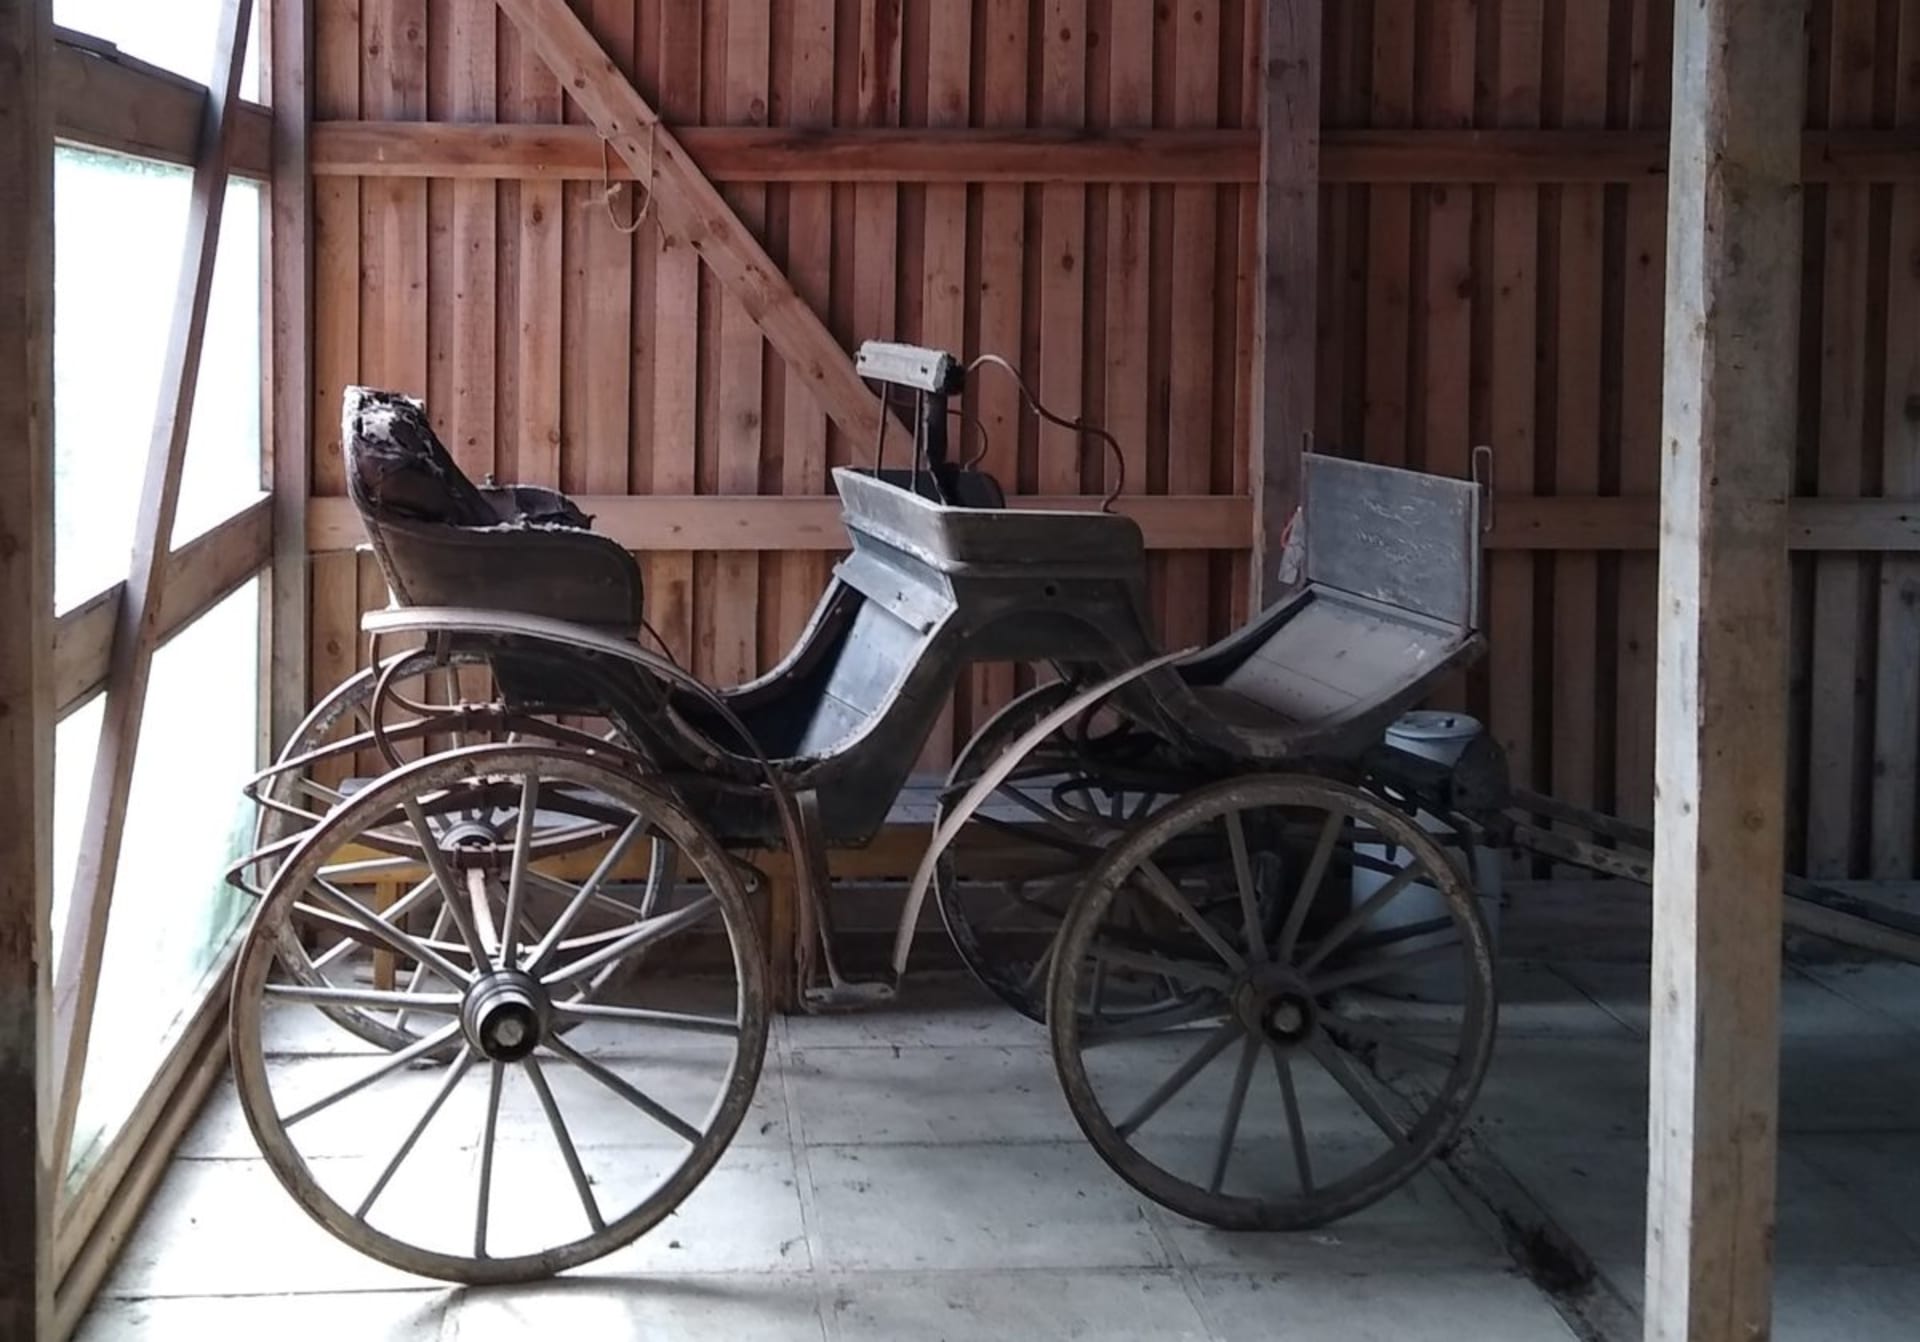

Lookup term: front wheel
[231,744,768,1283]
[1047,773,1495,1230]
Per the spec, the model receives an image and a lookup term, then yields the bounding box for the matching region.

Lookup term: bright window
[55,0,262,101]
[52,146,191,610]
[66,580,262,1179]
[175,177,266,545]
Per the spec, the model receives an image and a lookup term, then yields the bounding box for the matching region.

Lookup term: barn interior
[3,2,1919,1340]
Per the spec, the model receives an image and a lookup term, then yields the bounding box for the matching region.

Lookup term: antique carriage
[227,342,1920,1284]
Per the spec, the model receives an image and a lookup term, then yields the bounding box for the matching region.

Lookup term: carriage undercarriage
[226,344,1920,1285]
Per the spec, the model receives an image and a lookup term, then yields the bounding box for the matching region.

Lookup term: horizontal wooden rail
[311,122,1920,185]
[53,28,271,178]
[307,493,1252,554]
[308,492,1920,557]
[53,496,272,717]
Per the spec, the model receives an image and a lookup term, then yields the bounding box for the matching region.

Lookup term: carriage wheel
[1047,774,1495,1230]
[256,650,647,1053]
[935,680,1172,1020]
[232,744,767,1283]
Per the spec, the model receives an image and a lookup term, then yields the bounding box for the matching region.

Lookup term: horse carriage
[228,342,1920,1285]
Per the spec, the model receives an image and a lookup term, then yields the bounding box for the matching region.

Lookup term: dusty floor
[79,962,1920,1341]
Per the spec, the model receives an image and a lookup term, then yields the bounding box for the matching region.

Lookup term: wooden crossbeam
[0,1,56,1334]
[309,121,1920,186]
[1647,0,1804,1335]
[50,0,254,1182]
[493,0,911,461]
[51,30,271,177]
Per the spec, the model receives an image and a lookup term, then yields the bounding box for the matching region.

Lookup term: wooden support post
[51,0,254,1181]
[1251,0,1320,603]
[1647,3,1806,1339]
[0,1,55,1335]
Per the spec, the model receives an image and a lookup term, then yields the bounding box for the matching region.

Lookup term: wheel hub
[1233,969,1318,1049]
[462,969,551,1061]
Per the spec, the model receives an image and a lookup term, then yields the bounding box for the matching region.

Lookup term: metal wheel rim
[231,744,769,1284]
[1047,772,1496,1230]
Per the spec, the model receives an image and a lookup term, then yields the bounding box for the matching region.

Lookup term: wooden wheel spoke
[1297,862,1423,974]
[544,1036,701,1144]
[1224,811,1266,964]
[499,774,540,967]
[1134,860,1247,971]
[1114,1020,1240,1138]
[264,983,463,1014]
[474,1060,506,1258]
[1269,1045,1315,1195]
[403,797,494,969]
[305,879,472,986]
[1324,1015,1459,1069]
[526,817,650,974]
[1086,936,1234,992]
[1308,1035,1409,1148]
[552,1002,739,1037]
[523,1055,605,1233]
[283,1021,464,1128]
[540,893,718,991]
[355,1046,475,1219]
[1309,941,1459,996]
[1277,808,1347,961]
[1209,1034,1260,1194]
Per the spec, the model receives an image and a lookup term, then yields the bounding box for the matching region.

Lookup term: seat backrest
[1301,452,1481,632]
[342,386,644,631]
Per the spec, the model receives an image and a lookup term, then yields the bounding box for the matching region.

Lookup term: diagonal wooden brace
[494,0,913,462]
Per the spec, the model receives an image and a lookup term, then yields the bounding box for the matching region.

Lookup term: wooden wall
[308,0,1261,773]
[1312,0,1919,880]
[306,0,1920,878]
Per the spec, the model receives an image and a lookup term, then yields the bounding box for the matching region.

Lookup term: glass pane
[53,0,249,95]
[67,580,260,1179]
[174,178,265,546]
[53,146,191,610]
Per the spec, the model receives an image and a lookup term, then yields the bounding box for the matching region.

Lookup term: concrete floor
[79,961,1920,1341]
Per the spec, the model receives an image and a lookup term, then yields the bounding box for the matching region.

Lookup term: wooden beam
[51,0,253,1183]
[52,29,271,178]
[492,0,911,463]
[307,493,1252,555]
[309,121,1920,186]
[265,0,310,752]
[0,1,55,1333]
[54,499,273,719]
[1251,0,1320,601]
[1647,0,1804,1336]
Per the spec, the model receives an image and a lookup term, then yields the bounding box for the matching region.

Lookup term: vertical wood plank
[915,0,972,771]
[1807,0,1881,876]
[1164,0,1219,653]
[444,3,496,485]
[1252,0,1320,602]
[0,0,54,1333]
[1615,0,1673,824]
[362,0,429,407]
[649,0,700,665]
[1364,2,1414,468]
[1646,3,1802,1333]
[510,18,561,490]
[710,0,769,686]
[1488,0,1543,800]
[853,0,901,350]
[1104,0,1152,508]
[973,0,1028,724]
[1551,0,1608,813]
[1038,0,1088,495]
[778,0,834,654]
[1872,0,1920,877]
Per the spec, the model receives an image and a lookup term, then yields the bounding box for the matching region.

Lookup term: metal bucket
[1350,712,1503,1001]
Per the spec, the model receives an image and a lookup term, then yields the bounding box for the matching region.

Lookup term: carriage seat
[343,387,645,634]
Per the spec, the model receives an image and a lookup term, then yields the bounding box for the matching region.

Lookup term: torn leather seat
[343,386,644,635]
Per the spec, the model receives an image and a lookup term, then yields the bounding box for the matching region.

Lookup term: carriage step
[800,979,897,1013]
